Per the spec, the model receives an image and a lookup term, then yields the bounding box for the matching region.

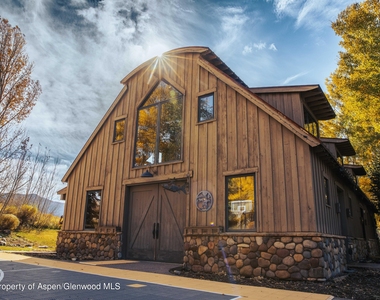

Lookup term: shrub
[0,214,20,230]
[3,205,17,215]
[34,213,61,229]
[16,204,37,227]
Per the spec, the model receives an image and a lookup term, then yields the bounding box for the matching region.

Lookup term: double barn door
[127,184,186,263]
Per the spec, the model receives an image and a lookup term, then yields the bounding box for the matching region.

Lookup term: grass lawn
[0,229,58,252]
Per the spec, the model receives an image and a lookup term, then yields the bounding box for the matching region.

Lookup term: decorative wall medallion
[196,191,213,212]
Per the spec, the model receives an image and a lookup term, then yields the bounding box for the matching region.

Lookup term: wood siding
[254,92,304,127]
[63,52,317,234]
[311,149,377,239]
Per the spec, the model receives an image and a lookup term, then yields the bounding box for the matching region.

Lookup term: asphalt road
[0,260,236,300]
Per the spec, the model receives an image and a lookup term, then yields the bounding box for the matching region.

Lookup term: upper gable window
[198,93,214,122]
[113,119,126,142]
[134,81,183,167]
[304,107,319,137]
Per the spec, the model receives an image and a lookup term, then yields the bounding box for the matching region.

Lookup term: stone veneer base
[183,232,348,281]
[56,231,122,260]
[347,237,380,263]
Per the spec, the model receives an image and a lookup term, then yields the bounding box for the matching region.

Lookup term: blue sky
[0,0,357,188]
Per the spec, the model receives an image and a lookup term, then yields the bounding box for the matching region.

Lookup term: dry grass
[0,229,58,251]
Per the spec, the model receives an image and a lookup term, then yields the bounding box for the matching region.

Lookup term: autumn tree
[368,150,380,210]
[0,17,41,215]
[323,0,380,162]
[0,17,41,126]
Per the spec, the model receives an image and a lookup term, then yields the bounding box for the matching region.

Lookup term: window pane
[135,106,157,166]
[113,119,125,142]
[227,175,255,231]
[159,99,183,163]
[85,190,101,230]
[199,94,214,122]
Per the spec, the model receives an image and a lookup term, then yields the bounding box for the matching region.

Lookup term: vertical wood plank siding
[254,92,303,127]
[311,149,377,238]
[64,52,316,233]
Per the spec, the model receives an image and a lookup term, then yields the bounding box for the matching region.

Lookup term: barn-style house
[57,47,379,280]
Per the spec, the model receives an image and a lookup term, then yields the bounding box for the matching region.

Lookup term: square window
[226,174,256,231]
[198,93,214,122]
[113,119,126,142]
[85,190,101,230]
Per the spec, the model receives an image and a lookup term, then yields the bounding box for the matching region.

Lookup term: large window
[85,190,101,230]
[226,174,256,231]
[134,81,183,166]
[198,93,214,122]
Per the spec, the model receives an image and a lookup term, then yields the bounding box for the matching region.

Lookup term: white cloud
[214,6,249,55]
[242,45,252,55]
[254,42,266,50]
[282,71,309,85]
[269,43,277,51]
[243,42,277,54]
[271,0,356,31]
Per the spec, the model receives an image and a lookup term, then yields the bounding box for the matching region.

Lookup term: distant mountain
[0,193,65,216]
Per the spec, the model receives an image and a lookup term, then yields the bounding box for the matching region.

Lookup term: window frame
[113,117,126,143]
[225,173,256,232]
[198,92,215,123]
[84,189,102,230]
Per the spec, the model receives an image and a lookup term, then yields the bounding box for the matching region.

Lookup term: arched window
[134,81,183,167]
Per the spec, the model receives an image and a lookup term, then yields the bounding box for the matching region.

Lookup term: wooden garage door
[126,183,186,263]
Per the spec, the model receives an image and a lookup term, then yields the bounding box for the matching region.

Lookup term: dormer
[250,85,335,138]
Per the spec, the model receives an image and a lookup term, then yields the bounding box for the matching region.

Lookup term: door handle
[152,223,156,239]
[155,223,159,239]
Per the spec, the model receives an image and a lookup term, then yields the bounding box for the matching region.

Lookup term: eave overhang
[343,164,367,176]
[320,137,356,157]
[249,85,336,121]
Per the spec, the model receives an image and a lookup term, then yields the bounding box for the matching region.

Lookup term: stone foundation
[56,230,122,260]
[347,237,380,262]
[184,230,347,280]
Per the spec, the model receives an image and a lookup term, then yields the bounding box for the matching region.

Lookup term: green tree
[324,0,380,161]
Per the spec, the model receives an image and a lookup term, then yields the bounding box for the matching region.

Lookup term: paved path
[0,252,334,300]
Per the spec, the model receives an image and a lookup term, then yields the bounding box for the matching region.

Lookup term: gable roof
[62,46,321,182]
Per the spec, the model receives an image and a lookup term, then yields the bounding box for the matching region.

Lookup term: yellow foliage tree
[323,0,380,163]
